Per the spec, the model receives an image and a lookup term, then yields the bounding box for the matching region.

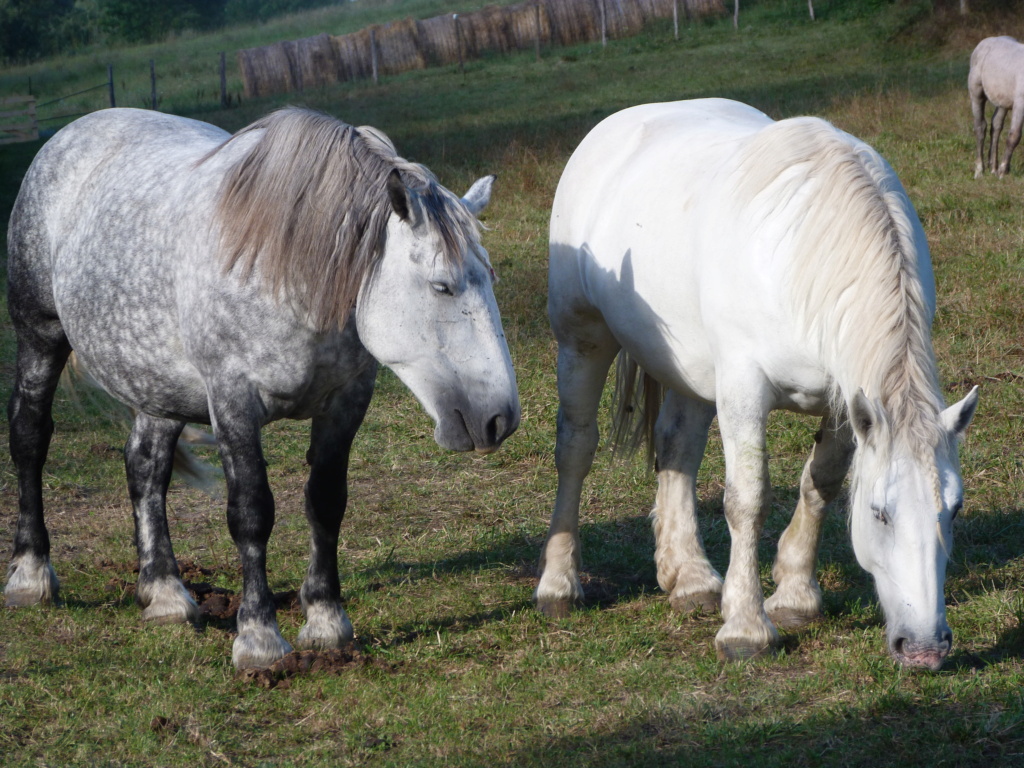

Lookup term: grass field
[2,1,1024,766]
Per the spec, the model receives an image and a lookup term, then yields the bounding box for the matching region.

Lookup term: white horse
[969,36,1024,178]
[536,99,978,670]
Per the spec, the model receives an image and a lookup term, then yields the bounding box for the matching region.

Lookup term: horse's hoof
[4,558,60,607]
[296,603,353,650]
[669,590,721,614]
[233,628,293,670]
[715,639,779,662]
[137,578,200,625]
[767,607,822,630]
[536,598,575,619]
[142,601,200,625]
[4,588,55,608]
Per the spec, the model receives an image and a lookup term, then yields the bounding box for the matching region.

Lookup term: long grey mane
[735,117,947,458]
[202,107,480,332]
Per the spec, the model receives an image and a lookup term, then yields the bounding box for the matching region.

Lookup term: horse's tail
[611,351,664,469]
[62,352,224,496]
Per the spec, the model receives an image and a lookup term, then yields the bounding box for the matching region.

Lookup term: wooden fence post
[454,15,464,74]
[0,96,39,144]
[733,0,739,30]
[535,3,541,61]
[673,0,679,40]
[220,52,228,107]
[108,64,116,108]
[600,0,607,47]
[150,59,157,109]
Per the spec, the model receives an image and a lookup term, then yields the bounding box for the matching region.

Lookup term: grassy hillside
[2,1,1024,766]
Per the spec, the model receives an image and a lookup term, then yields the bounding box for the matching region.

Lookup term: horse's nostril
[486,413,506,445]
[893,637,907,657]
[940,630,953,650]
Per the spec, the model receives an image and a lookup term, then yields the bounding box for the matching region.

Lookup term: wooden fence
[239,0,725,98]
[0,95,39,145]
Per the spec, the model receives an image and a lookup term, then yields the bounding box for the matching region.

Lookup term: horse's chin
[433,418,476,453]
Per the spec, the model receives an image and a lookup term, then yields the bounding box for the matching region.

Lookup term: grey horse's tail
[61,353,224,496]
[611,351,664,469]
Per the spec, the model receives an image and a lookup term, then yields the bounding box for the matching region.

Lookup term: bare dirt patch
[237,645,393,690]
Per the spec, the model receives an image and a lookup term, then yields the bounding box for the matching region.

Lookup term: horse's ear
[941,385,979,439]
[850,389,877,444]
[387,169,410,221]
[461,174,496,216]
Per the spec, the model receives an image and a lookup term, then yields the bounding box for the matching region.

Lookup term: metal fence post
[150,59,157,109]
[108,64,115,108]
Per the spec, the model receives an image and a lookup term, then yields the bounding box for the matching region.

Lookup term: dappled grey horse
[5,107,519,668]
[969,36,1024,178]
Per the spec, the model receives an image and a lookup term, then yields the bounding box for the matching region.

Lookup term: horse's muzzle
[435,404,519,453]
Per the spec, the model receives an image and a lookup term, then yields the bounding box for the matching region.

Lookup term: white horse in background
[969,36,1024,177]
[537,99,978,670]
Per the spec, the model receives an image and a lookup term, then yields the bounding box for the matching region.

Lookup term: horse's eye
[431,282,453,296]
[872,505,890,525]
[951,501,963,521]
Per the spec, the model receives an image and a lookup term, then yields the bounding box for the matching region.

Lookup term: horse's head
[848,387,978,671]
[356,172,520,453]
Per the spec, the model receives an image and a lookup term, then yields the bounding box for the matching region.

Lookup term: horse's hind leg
[651,392,722,613]
[971,93,988,178]
[764,414,853,630]
[209,385,291,669]
[125,412,200,624]
[535,324,619,617]
[5,319,70,607]
[998,103,1024,177]
[990,107,1007,175]
[296,370,376,651]
[969,71,988,178]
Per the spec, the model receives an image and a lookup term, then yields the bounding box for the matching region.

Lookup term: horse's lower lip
[474,445,497,455]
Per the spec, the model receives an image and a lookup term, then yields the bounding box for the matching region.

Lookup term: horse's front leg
[535,326,619,617]
[652,391,722,613]
[297,369,376,651]
[210,384,291,669]
[764,414,853,629]
[125,412,200,624]
[715,381,777,661]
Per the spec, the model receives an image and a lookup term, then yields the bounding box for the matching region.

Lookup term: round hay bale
[417,15,461,66]
[375,18,427,76]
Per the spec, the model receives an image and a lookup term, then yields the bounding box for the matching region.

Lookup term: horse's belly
[53,265,211,421]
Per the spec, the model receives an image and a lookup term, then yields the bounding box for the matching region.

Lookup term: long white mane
[734,117,946,456]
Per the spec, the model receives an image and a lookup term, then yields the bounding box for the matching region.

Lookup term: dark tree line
[0,0,348,62]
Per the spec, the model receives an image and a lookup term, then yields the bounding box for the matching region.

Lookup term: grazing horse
[5,107,520,669]
[969,36,1024,178]
[536,99,978,670]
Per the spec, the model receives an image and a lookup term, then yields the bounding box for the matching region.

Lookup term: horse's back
[10,109,228,276]
[548,98,925,412]
[551,99,770,245]
[8,109,233,419]
[969,36,1024,105]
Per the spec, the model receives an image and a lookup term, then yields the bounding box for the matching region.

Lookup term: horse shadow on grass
[348,490,1024,662]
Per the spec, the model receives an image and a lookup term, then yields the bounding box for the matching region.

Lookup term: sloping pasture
[1,2,1023,766]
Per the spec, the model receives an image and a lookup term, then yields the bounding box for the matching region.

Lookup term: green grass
[2,0,1024,765]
